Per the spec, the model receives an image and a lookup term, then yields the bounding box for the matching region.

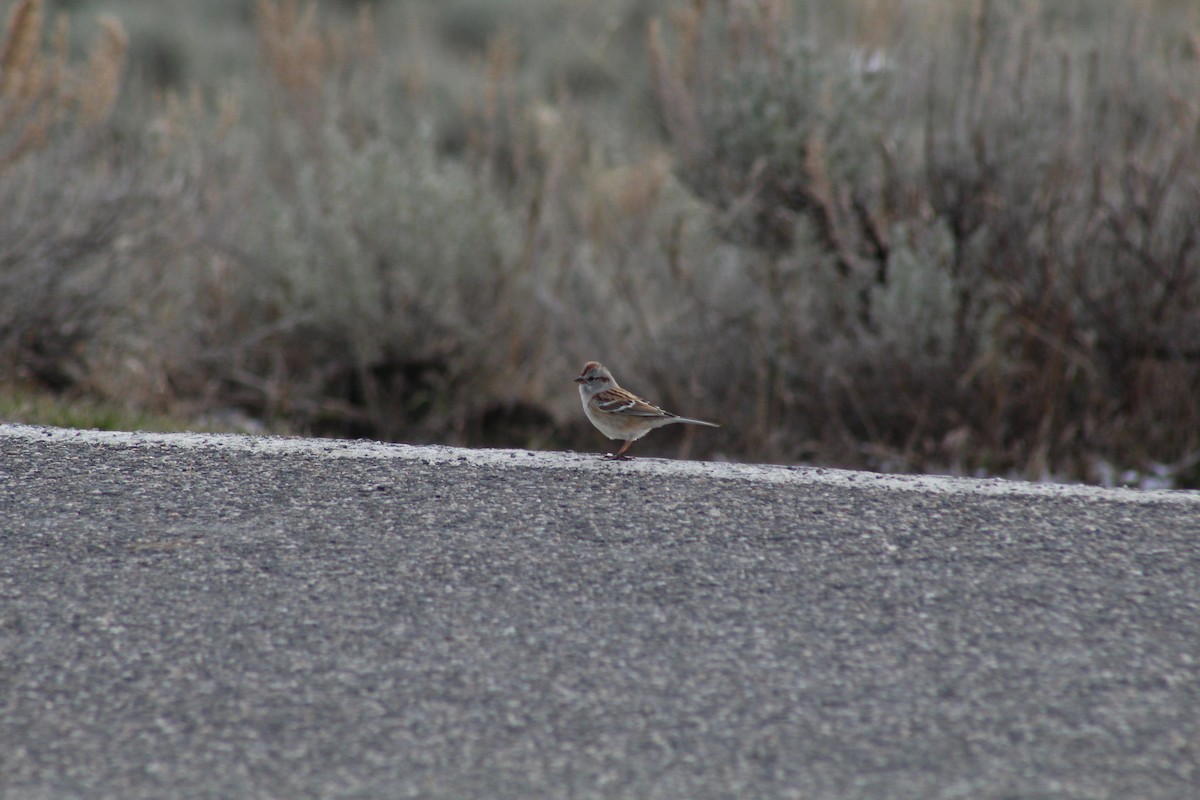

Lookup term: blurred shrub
[647,0,1200,481]
[1,0,126,166]
[2,0,1199,485]
[143,0,528,441]
[0,0,128,388]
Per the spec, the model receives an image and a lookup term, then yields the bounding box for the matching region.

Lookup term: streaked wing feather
[595,392,673,418]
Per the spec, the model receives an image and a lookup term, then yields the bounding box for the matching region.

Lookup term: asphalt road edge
[4,422,1198,506]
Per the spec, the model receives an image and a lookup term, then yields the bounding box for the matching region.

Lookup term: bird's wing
[593,388,675,418]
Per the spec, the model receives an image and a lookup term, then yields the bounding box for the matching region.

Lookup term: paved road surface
[1,424,1198,799]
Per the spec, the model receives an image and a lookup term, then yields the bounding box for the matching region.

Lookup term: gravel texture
[1,424,1198,799]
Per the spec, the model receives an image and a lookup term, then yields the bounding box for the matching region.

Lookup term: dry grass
[1,0,1198,487]
[645,0,1200,483]
[0,0,125,168]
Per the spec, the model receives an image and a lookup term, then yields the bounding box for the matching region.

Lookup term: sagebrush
[2,0,1198,487]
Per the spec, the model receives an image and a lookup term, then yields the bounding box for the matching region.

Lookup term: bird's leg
[605,440,634,460]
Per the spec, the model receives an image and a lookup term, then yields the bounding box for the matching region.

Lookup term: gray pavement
[1,424,1198,799]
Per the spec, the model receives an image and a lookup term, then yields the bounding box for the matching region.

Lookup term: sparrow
[575,361,718,459]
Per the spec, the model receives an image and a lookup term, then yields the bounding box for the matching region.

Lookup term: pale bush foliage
[3,0,1200,484]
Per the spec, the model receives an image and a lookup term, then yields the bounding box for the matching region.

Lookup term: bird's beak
[574,376,586,383]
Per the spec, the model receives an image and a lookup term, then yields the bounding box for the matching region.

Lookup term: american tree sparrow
[575,361,719,459]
